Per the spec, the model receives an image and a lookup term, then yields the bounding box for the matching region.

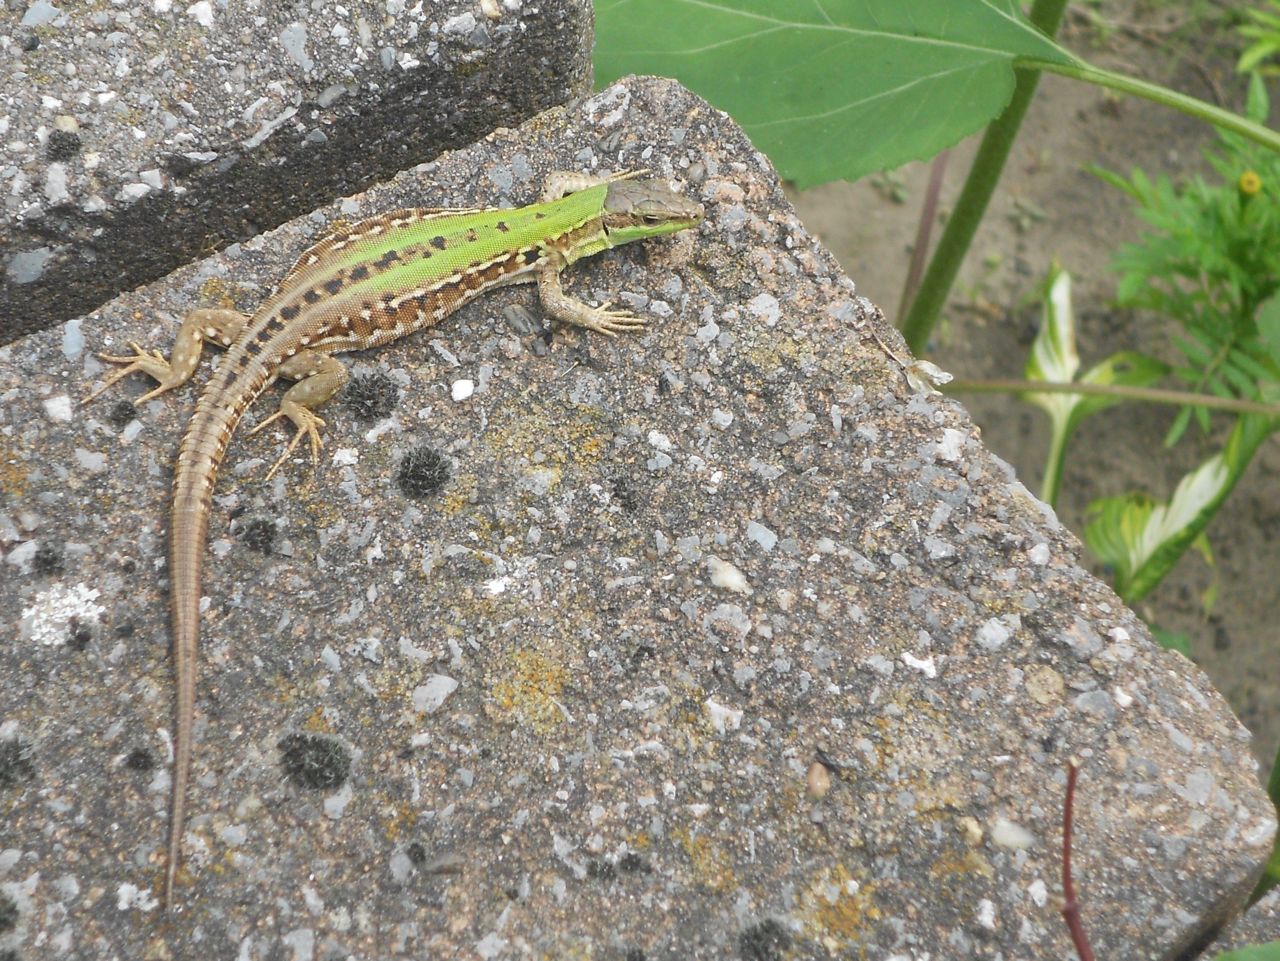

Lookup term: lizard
[84,170,705,911]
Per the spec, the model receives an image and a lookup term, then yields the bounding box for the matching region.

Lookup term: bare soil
[791,1,1280,771]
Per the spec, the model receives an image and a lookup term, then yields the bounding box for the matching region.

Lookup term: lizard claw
[251,404,327,479]
[83,343,182,406]
[582,303,647,336]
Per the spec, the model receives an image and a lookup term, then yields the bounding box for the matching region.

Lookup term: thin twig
[1062,760,1096,961]
[943,377,1280,418]
[895,150,951,326]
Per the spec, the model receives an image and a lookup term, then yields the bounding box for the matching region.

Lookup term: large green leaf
[1213,943,1280,961]
[594,0,1079,187]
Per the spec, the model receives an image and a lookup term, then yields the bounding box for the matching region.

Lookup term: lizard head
[602,179,705,247]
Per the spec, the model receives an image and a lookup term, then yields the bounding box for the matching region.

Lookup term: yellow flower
[1238,170,1262,196]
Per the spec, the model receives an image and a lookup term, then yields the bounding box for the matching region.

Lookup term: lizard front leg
[540,169,642,203]
[84,308,249,405]
[246,350,349,479]
[535,258,646,337]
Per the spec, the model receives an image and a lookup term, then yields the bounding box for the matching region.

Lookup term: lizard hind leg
[539,168,645,203]
[247,350,350,480]
[83,308,249,406]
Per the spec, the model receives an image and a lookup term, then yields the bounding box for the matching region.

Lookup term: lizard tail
[166,498,206,910]
[163,381,255,911]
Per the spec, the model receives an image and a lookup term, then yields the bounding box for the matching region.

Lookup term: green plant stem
[944,377,1280,417]
[1027,59,1280,154]
[899,0,1070,354]
[1041,418,1069,507]
[1250,740,1280,906]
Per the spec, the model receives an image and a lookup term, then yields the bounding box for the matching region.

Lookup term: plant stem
[899,0,1070,354]
[1040,419,1069,507]
[895,150,951,326]
[1061,761,1096,961]
[1027,60,1280,153]
[944,377,1280,418]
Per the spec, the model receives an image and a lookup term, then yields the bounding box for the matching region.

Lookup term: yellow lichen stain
[929,848,995,881]
[489,648,569,732]
[801,863,879,944]
[301,707,332,734]
[482,401,610,492]
[441,482,476,517]
[627,831,651,850]
[672,826,736,893]
[382,802,418,843]
[0,449,29,498]
[196,276,243,309]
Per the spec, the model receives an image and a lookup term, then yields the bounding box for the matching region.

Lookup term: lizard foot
[250,404,326,480]
[576,301,647,337]
[83,343,185,406]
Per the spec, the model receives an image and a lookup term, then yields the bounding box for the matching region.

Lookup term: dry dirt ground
[790,0,1280,771]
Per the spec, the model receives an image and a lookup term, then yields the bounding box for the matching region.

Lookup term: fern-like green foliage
[1239,0,1280,76]
[1093,75,1280,446]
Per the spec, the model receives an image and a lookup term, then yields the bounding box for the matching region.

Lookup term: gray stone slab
[1212,888,1280,955]
[1,76,1275,960]
[1,0,592,342]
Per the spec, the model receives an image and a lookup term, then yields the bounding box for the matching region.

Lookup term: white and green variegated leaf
[1022,265,1167,505]
[1085,414,1277,602]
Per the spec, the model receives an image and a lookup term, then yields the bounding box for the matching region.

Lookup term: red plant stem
[1062,761,1096,961]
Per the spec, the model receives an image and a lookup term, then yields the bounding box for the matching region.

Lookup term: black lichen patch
[0,738,35,790]
[108,400,137,428]
[239,518,277,555]
[345,372,400,421]
[278,733,351,790]
[739,919,791,961]
[618,851,650,873]
[68,619,93,651]
[624,950,646,961]
[46,129,81,161]
[125,748,155,771]
[396,445,450,500]
[586,858,616,882]
[608,471,639,513]
[31,543,64,576]
[0,891,18,933]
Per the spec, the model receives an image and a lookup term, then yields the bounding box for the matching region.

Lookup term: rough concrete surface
[1,77,1275,960]
[1214,888,1279,954]
[1,0,592,342]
